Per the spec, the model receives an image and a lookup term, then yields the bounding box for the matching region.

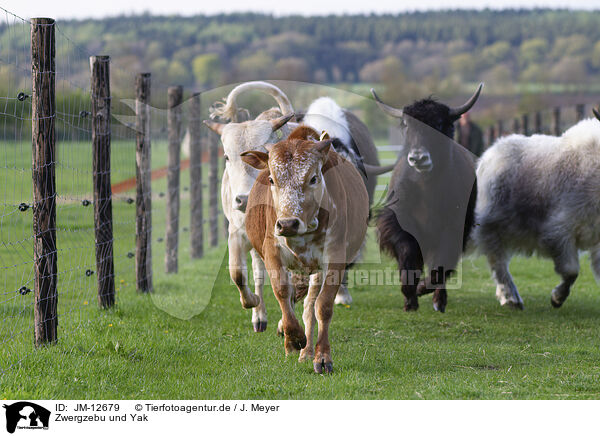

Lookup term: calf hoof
[314,359,334,374]
[253,321,267,332]
[284,335,307,354]
[240,294,260,309]
[284,324,307,352]
[299,348,314,362]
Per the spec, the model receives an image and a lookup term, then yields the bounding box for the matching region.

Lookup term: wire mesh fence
[0,11,226,375]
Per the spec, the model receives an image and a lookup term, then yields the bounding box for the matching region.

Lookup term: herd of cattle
[201,81,600,374]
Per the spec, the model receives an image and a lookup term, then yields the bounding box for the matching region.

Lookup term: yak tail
[210,81,294,122]
[376,205,405,258]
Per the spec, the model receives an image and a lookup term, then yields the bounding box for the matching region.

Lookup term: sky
[0,0,598,20]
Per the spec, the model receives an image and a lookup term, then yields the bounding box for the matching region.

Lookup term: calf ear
[314,139,332,159]
[240,150,269,170]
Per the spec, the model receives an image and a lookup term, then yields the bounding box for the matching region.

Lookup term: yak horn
[449,83,484,119]
[371,88,404,118]
[593,108,600,121]
[271,113,294,131]
[203,119,226,135]
[363,163,396,176]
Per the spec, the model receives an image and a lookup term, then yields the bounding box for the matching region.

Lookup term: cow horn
[449,83,484,119]
[271,113,294,131]
[203,119,226,135]
[371,88,404,118]
[593,108,600,121]
[363,163,396,176]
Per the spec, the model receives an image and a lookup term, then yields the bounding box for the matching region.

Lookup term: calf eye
[268,176,274,185]
[224,154,229,161]
[309,175,318,185]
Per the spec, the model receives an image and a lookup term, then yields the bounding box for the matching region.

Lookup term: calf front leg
[228,233,260,309]
[250,249,267,332]
[313,265,345,374]
[549,241,579,308]
[264,256,306,355]
[299,273,322,363]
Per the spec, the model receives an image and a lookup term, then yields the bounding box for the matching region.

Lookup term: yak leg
[334,270,352,305]
[430,266,453,313]
[299,272,323,363]
[549,240,579,308]
[313,265,344,374]
[250,249,267,332]
[228,233,260,309]
[489,254,523,309]
[264,256,306,355]
[590,244,600,282]
[394,232,423,311]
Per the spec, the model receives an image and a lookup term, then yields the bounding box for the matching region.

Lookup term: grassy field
[2,139,600,400]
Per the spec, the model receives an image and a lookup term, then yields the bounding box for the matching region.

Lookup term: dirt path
[112,148,220,194]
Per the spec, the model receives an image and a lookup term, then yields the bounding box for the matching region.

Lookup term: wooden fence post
[496,120,503,138]
[31,18,57,346]
[208,128,219,247]
[552,107,561,136]
[521,113,529,136]
[513,118,520,134]
[165,85,183,273]
[135,73,152,293]
[90,55,115,308]
[190,92,203,259]
[575,104,585,122]
[534,111,542,134]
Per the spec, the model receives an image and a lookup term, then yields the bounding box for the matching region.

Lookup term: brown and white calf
[242,126,369,373]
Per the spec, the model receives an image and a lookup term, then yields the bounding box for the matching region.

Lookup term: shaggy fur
[474,118,600,308]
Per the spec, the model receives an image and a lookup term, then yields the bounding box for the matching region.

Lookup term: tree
[274,57,309,82]
[167,60,192,86]
[235,51,274,81]
[519,38,549,66]
[192,54,221,88]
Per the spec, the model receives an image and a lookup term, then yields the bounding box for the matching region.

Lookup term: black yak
[372,84,483,312]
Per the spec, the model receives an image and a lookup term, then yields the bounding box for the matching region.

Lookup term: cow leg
[299,272,322,363]
[488,255,523,309]
[313,265,345,374]
[264,257,306,355]
[250,249,267,332]
[334,270,352,305]
[228,233,260,309]
[549,240,579,308]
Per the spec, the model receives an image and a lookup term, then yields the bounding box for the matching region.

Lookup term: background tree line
[1,9,599,139]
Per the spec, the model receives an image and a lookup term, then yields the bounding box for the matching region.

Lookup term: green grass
[2,230,600,399]
[2,139,600,400]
